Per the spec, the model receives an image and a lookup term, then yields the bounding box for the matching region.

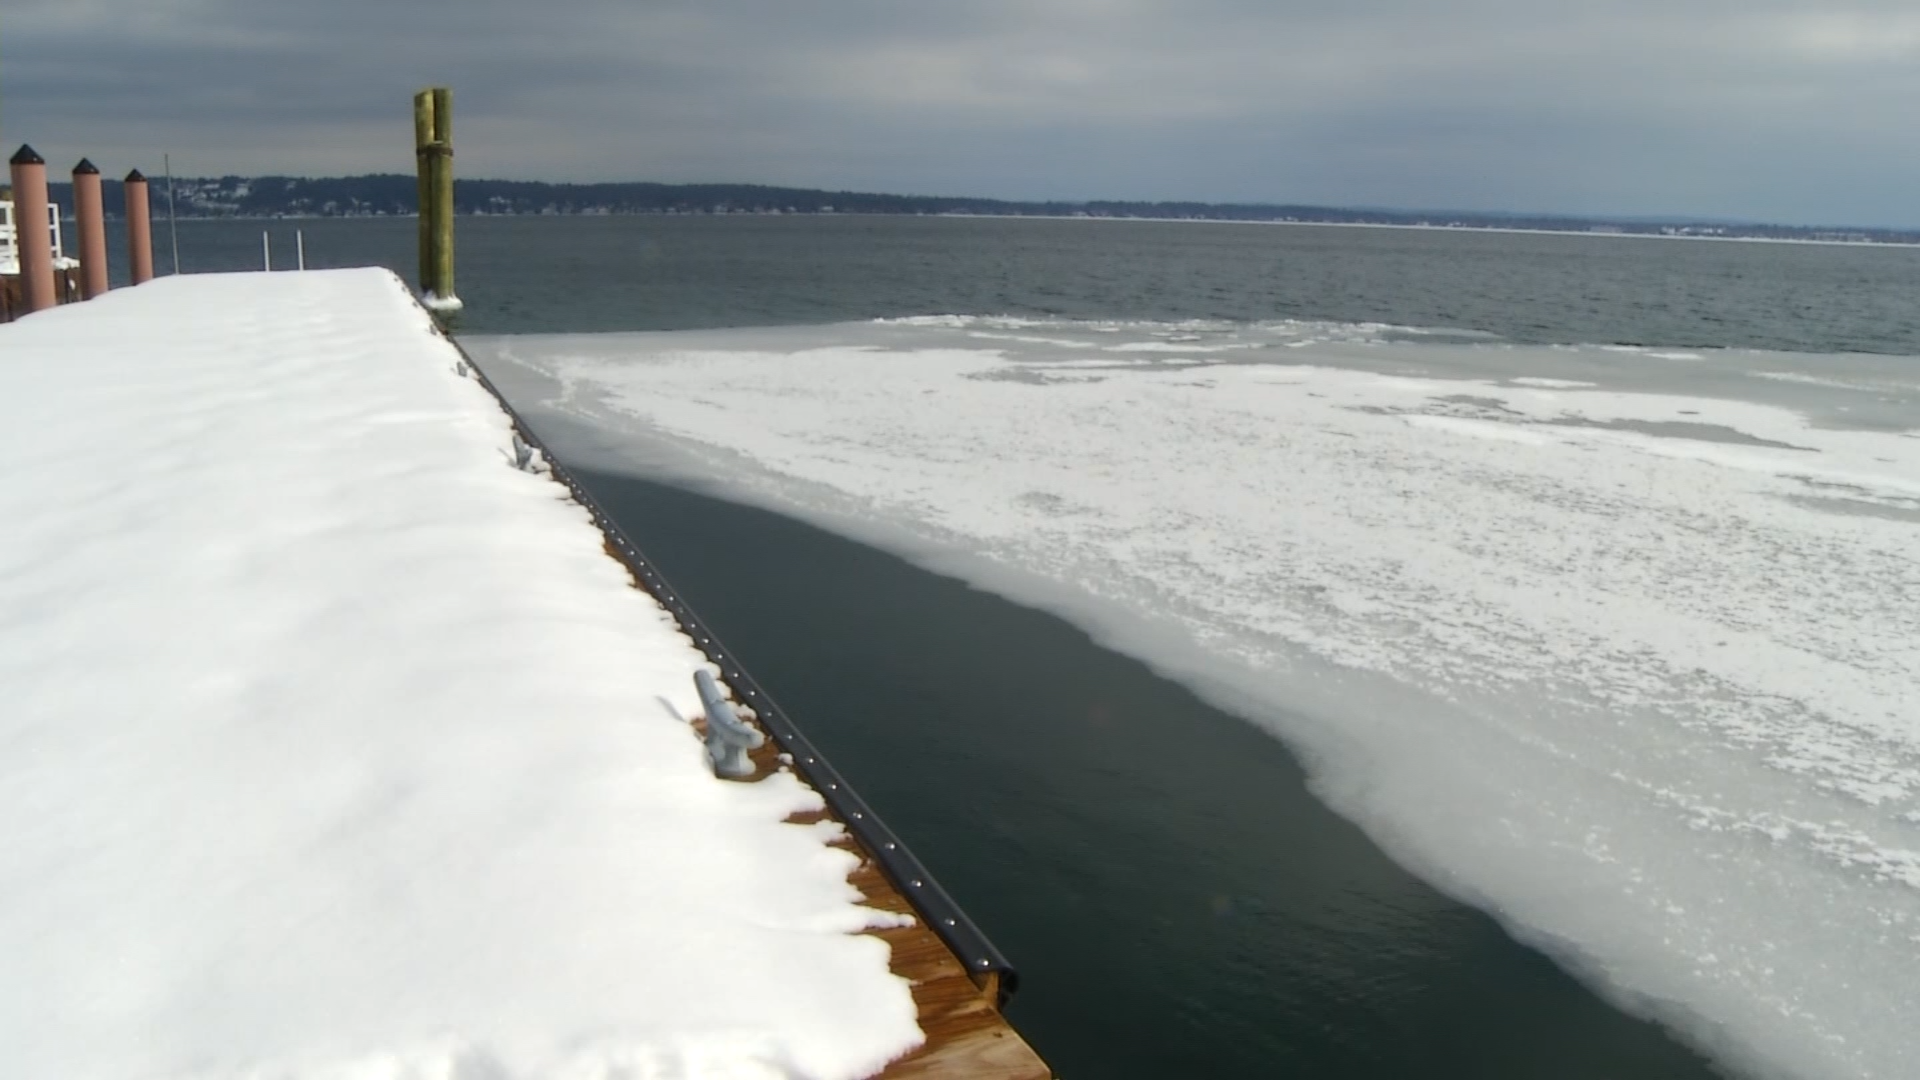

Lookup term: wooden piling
[429,87,456,306]
[124,170,154,284]
[9,144,58,314]
[413,90,435,292]
[412,87,459,308]
[72,159,109,299]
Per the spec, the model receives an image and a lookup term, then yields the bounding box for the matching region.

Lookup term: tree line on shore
[31,174,1918,244]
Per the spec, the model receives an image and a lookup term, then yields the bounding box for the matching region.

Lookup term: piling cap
[10,144,45,166]
[125,168,147,183]
[74,158,100,176]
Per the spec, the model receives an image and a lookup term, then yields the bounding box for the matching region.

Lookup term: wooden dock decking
[702,720,1054,1079]
[0,267,81,323]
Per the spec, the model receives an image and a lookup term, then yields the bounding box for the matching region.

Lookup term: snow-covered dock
[0,269,1004,1079]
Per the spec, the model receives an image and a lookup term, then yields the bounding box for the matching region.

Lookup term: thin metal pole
[164,153,181,275]
[261,231,271,271]
[296,229,305,271]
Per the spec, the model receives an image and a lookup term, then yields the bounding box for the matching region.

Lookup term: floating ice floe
[474,315,1920,1080]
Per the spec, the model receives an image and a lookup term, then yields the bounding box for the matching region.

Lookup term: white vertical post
[45,203,65,261]
[296,229,306,271]
[261,231,271,272]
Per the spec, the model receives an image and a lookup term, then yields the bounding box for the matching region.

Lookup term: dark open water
[158,214,1920,351]
[170,216,1920,1079]
[562,461,1726,1080]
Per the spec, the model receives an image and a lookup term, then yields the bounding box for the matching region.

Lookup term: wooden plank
[703,721,1054,1079]
[855,860,1053,1080]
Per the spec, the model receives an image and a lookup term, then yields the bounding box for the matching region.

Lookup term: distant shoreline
[42,173,1917,246]
[136,209,1920,250]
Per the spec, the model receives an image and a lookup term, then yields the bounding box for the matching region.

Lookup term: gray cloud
[5,0,1918,224]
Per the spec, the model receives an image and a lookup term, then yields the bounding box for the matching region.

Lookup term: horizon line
[21,170,1920,234]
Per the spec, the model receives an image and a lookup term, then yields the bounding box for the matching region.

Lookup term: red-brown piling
[8,145,58,314]
[124,169,154,284]
[72,159,110,299]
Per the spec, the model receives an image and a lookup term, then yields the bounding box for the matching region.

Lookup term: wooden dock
[702,719,1054,1079]
[0,266,80,323]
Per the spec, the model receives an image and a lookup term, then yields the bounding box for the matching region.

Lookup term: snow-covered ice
[0,271,920,1080]
[470,315,1920,1080]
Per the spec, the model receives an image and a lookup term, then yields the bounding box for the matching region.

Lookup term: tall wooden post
[9,145,57,314]
[413,90,435,292]
[412,86,461,309]
[430,87,457,307]
[72,159,110,299]
[124,170,154,284]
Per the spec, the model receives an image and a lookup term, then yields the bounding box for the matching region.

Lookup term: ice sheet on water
[1509,376,1599,388]
[874,311,1429,350]
[468,317,1920,1080]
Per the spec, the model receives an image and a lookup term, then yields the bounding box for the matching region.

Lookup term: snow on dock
[0,270,923,1080]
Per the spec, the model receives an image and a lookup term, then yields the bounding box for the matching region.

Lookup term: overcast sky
[6,0,1920,225]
